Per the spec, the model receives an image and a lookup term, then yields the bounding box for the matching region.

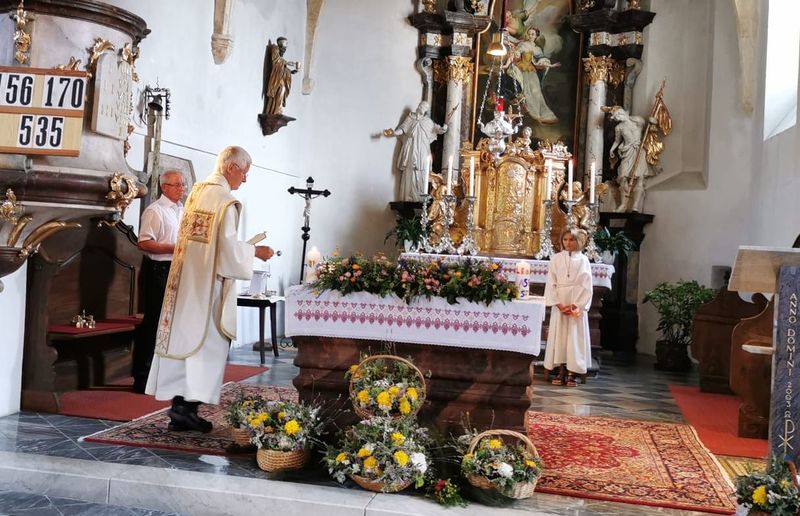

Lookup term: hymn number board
[0,66,90,157]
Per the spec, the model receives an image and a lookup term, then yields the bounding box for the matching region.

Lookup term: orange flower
[352,264,361,271]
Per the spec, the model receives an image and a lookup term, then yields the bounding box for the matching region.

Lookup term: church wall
[0,265,26,417]
[635,0,762,355]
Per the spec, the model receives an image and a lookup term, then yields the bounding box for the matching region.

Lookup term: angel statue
[262,37,301,117]
[383,101,447,202]
[603,82,672,212]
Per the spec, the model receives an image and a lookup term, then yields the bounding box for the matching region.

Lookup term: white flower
[497,462,513,478]
[278,436,293,450]
[364,443,375,454]
[410,452,427,474]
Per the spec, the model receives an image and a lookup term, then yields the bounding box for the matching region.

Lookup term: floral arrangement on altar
[735,457,800,516]
[347,355,426,420]
[459,430,544,499]
[244,399,323,452]
[324,417,431,492]
[312,255,517,306]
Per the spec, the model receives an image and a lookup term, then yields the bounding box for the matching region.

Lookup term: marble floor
[0,343,724,516]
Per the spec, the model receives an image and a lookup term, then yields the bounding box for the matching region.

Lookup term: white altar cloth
[285,285,546,356]
[399,252,615,289]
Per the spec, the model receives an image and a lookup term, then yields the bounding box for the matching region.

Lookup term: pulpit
[729,246,800,459]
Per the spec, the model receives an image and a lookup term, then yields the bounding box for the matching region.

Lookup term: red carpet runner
[526,411,736,514]
[59,364,267,421]
[669,385,768,459]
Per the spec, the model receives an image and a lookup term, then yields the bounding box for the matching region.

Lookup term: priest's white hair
[214,145,252,175]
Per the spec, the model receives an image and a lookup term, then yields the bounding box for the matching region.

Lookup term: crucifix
[288,177,330,281]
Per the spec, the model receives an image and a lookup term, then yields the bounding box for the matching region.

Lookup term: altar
[286,285,546,431]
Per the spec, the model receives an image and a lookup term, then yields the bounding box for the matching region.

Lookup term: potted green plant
[593,227,637,264]
[385,214,423,252]
[643,280,716,371]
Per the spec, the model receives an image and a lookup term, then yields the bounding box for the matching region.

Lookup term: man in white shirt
[133,170,186,393]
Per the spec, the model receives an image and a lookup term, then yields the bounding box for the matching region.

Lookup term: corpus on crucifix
[288,177,330,281]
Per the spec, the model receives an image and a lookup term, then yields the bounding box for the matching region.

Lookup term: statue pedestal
[258,113,295,136]
[598,211,654,363]
[388,201,422,220]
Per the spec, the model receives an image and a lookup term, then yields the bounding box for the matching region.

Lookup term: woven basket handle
[348,354,426,395]
[466,428,538,458]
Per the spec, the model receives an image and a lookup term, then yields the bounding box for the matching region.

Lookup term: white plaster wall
[0,265,27,416]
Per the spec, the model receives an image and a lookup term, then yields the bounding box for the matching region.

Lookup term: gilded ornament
[578,0,596,12]
[99,172,138,227]
[618,34,628,46]
[0,189,23,223]
[582,53,614,85]
[123,124,135,157]
[447,56,473,84]
[627,0,641,9]
[54,57,82,71]
[635,32,643,45]
[9,1,33,65]
[607,60,625,88]
[19,221,81,258]
[87,38,116,74]
[422,0,436,14]
[432,59,448,84]
[120,43,141,82]
[453,32,470,47]
[7,215,32,247]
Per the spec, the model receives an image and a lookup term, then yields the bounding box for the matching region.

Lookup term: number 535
[18,115,64,149]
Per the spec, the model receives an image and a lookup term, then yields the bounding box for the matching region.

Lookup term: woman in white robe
[543,229,593,387]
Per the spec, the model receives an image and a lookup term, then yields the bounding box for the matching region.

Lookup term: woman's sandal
[551,377,565,386]
[566,375,578,387]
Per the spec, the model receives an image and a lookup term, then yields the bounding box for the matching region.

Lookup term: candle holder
[583,202,602,262]
[564,199,578,229]
[456,196,480,256]
[432,195,458,254]
[412,194,432,254]
[535,199,555,260]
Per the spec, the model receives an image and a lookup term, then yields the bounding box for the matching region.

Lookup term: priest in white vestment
[146,146,274,432]
[543,229,593,387]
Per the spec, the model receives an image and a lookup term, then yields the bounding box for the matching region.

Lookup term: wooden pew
[21,220,143,413]
[730,297,772,439]
[691,286,766,393]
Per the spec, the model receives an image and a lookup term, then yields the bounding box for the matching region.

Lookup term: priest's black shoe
[166,406,213,433]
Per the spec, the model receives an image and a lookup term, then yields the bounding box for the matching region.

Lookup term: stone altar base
[292,336,534,433]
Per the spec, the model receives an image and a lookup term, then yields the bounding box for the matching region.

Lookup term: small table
[237,295,285,364]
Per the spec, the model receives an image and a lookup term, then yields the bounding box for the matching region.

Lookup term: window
[764,0,800,140]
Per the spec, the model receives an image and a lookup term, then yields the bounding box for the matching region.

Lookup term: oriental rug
[526,411,736,514]
[670,384,768,459]
[81,383,297,455]
[59,364,268,421]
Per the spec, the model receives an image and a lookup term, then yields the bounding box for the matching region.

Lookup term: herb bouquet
[460,429,544,499]
[325,417,431,493]
[244,400,324,472]
[224,393,266,447]
[735,457,800,516]
[347,354,426,420]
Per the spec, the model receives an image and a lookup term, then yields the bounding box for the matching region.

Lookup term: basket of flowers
[735,457,800,516]
[347,354,426,420]
[325,417,430,493]
[224,393,265,447]
[245,400,323,472]
[461,429,544,499]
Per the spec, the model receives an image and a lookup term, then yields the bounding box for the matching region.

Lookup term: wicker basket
[256,448,309,472]
[464,429,540,500]
[349,474,413,493]
[348,354,426,420]
[229,426,252,447]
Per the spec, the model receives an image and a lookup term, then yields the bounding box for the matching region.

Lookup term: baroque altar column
[582,53,614,183]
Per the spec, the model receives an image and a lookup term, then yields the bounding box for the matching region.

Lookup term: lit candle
[567,159,574,201]
[469,156,475,197]
[306,246,322,282]
[590,161,596,204]
[446,155,453,196]
[545,159,552,199]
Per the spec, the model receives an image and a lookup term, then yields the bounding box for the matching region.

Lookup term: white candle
[567,159,574,201]
[446,155,453,196]
[469,156,475,197]
[545,159,552,199]
[590,161,596,204]
[423,154,431,193]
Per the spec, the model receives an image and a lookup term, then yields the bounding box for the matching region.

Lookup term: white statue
[478,108,519,158]
[384,101,447,202]
[607,107,657,212]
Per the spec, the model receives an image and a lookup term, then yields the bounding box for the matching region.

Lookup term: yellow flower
[357,390,370,404]
[335,452,348,463]
[363,456,378,470]
[352,264,361,271]
[284,420,301,436]
[391,432,406,445]
[376,391,392,409]
[454,271,462,278]
[348,365,359,375]
[491,263,499,271]
[462,453,474,463]
[525,459,538,469]
[394,450,409,467]
[399,397,412,415]
[752,485,768,505]
[388,386,400,397]
[357,447,372,458]
[277,411,286,421]
[406,387,419,401]
[248,417,260,429]
[488,439,502,450]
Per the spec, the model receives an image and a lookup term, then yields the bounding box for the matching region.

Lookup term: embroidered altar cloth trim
[399,253,615,289]
[285,285,545,356]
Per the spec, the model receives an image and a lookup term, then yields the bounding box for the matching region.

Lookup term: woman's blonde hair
[559,228,586,251]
